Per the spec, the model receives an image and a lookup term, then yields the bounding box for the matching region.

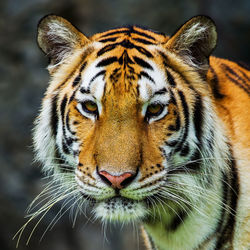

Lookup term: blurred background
[0,0,249,250]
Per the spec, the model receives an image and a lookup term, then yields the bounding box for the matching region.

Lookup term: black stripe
[120,39,154,57]
[139,71,155,83]
[72,75,81,87]
[168,124,176,131]
[133,56,153,70]
[51,94,59,136]
[222,64,250,95]
[184,150,201,171]
[66,111,76,135]
[193,95,203,144]
[136,46,153,58]
[80,61,87,71]
[131,28,156,41]
[168,209,189,231]
[223,64,250,89]
[174,90,189,152]
[60,95,68,118]
[132,37,155,45]
[225,71,250,95]
[100,29,130,38]
[180,144,190,157]
[96,57,118,67]
[175,115,181,131]
[165,140,178,147]
[169,150,201,173]
[97,40,154,58]
[97,44,117,57]
[80,87,90,94]
[90,70,106,83]
[54,148,74,172]
[169,89,177,105]
[62,140,70,154]
[69,89,77,103]
[238,68,250,82]
[213,171,229,243]
[209,66,224,99]
[56,51,90,89]
[98,37,119,43]
[166,69,176,87]
[72,62,87,87]
[215,155,239,248]
[154,88,167,95]
[120,39,136,48]
[100,27,157,41]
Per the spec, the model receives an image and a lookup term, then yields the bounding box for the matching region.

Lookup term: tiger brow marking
[153,88,167,95]
[98,37,119,43]
[96,57,118,67]
[79,87,90,94]
[165,69,176,87]
[100,29,130,38]
[97,39,154,58]
[132,37,155,45]
[139,71,155,84]
[97,44,117,57]
[133,56,153,70]
[89,70,106,83]
[100,26,156,41]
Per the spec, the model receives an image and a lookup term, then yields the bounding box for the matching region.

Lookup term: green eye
[146,103,164,117]
[82,101,98,114]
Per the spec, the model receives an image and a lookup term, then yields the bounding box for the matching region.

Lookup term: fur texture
[31,15,250,249]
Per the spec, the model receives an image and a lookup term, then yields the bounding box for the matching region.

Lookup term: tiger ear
[37,15,89,65]
[165,16,217,71]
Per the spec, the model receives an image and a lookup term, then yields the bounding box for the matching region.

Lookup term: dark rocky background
[0,0,249,250]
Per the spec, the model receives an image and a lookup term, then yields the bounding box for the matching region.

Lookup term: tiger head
[34,15,222,223]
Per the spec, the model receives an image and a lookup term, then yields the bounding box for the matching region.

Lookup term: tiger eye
[147,103,163,116]
[82,101,98,113]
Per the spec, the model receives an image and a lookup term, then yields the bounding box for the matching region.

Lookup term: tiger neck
[141,120,236,249]
[142,170,223,249]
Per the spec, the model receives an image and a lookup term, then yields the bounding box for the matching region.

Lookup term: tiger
[32,14,250,249]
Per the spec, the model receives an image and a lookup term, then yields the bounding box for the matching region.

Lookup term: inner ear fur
[37,15,89,65]
[165,16,217,71]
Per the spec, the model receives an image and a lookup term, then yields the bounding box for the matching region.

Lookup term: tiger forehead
[79,34,168,102]
[91,25,168,44]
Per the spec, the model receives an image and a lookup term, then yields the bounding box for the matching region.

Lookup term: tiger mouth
[79,191,153,222]
[80,191,139,205]
[93,196,148,222]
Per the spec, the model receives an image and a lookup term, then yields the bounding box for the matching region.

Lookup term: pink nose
[98,170,135,189]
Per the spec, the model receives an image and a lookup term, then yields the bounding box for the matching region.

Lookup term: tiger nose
[97,169,136,189]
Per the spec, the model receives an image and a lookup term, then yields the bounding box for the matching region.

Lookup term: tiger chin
[32,14,250,250]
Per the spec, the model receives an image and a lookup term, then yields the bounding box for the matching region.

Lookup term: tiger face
[35,15,220,223]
